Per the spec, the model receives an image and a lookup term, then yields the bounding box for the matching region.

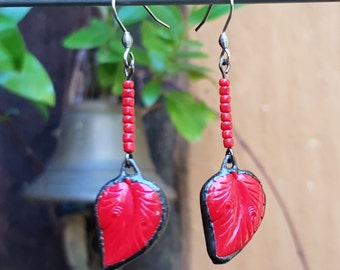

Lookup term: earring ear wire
[143,5,170,29]
[195,0,234,32]
[195,4,213,32]
[111,0,169,32]
[194,0,234,78]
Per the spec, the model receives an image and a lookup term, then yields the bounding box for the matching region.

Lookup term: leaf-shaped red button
[96,178,168,269]
[201,169,265,264]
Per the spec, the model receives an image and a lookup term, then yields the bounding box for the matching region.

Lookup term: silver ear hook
[221,0,234,33]
[143,6,170,29]
[111,0,127,33]
[112,0,134,79]
[111,0,169,79]
[195,0,234,32]
[111,0,169,31]
[195,4,213,32]
[194,0,234,78]
[218,0,234,77]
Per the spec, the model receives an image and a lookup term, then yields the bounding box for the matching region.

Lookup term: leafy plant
[0,5,240,140]
[0,7,55,118]
[63,5,231,142]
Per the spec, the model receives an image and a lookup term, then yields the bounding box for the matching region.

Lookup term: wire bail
[219,32,231,78]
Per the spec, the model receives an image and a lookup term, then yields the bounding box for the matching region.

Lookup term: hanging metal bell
[25,100,170,203]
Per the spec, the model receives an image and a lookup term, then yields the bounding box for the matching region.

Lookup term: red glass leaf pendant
[95,159,168,269]
[200,151,265,264]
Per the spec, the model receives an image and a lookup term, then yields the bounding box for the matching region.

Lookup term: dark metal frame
[95,157,169,269]
[0,0,339,7]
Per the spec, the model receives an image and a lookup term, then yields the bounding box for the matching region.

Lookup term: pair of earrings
[95,1,266,269]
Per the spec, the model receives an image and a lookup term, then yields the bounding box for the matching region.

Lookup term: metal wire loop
[124,50,135,79]
[112,0,169,79]
[121,31,135,79]
[221,148,238,170]
[219,32,231,77]
[194,0,234,76]
[219,48,231,77]
[125,153,134,168]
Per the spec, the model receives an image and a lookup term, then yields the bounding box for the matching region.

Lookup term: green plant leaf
[165,91,216,141]
[0,7,31,24]
[0,7,31,32]
[31,101,49,119]
[0,52,55,106]
[148,50,168,73]
[0,43,14,70]
[0,13,17,31]
[142,80,161,107]
[97,63,119,89]
[141,21,172,73]
[175,50,207,59]
[169,62,210,80]
[63,19,111,49]
[97,45,123,64]
[132,47,150,67]
[181,39,204,49]
[112,73,125,96]
[141,21,169,51]
[148,6,184,40]
[117,6,149,26]
[0,26,26,70]
[96,62,127,96]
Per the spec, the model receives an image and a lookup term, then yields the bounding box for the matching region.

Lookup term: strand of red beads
[122,80,136,153]
[219,78,234,149]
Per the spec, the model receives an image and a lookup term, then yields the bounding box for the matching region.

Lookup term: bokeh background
[188,3,340,270]
[1,3,340,270]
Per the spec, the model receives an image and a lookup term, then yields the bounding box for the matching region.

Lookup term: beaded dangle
[197,0,266,264]
[94,2,168,269]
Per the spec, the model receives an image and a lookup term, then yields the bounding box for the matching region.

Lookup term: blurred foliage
[0,7,55,118]
[0,5,239,141]
[63,5,237,141]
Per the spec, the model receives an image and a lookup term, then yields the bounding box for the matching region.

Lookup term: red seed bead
[221,121,232,130]
[219,86,230,95]
[122,88,135,98]
[124,142,135,153]
[123,80,134,88]
[223,138,234,148]
[220,113,232,121]
[219,78,230,87]
[219,77,233,148]
[123,133,135,142]
[123,107,135,116]
[122,97,135,107]
[123,123,135,133]
[222,130,233,138]
[123,115,135,123]
[220,103,231,113]
[122,80,136,153]
[220,95,231,103]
